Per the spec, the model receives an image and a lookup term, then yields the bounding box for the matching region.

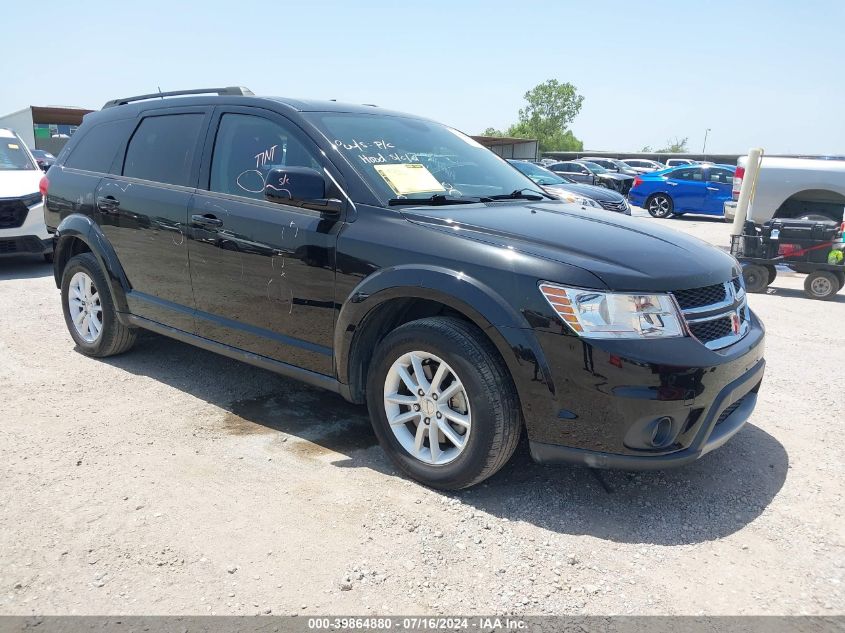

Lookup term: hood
[597,172,634,182]
[548,182,625,203]
[401,201,739,292]
[0,170,43,197]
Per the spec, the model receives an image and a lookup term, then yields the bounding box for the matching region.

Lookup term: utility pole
[702,128,711,155]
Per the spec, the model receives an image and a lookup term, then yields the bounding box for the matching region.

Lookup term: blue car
[628,164,736,218]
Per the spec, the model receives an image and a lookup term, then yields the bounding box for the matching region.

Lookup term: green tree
[505,79,585,151]
[480,127,504,137]
[640,145,653,153]
[657,137,689,153]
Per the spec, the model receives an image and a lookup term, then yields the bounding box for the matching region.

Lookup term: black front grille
[599,199,627,212]
[0,199,29,229]
[689,316,733,344]
[716,394,747,426]
[672,282,727,311]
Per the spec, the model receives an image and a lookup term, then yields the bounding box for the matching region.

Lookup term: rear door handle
[96,196,120,212]
[191,213,223,227]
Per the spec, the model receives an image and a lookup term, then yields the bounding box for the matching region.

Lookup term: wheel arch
[54,214,131,315]
[335,266,554,427]
[772,188,845,222]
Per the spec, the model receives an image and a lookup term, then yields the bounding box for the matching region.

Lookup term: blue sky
[4,0,842,154]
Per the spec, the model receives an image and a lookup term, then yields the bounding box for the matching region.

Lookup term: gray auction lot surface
[1,210,843,616]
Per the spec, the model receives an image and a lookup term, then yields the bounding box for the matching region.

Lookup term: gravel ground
[0,209,843,616]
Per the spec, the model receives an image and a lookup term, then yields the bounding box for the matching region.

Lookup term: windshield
[0,137,36,171]
[509,161,570,186]
[308,113,541,203]
[578,161,608,174]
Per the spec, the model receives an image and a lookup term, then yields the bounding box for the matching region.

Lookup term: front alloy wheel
[366,317,521,490]
[383,351,471,465]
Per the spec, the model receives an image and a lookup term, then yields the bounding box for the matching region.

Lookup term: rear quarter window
[64,119,134,173]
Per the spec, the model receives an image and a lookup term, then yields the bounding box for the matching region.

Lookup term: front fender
[335,265,556,429]
[54,214,130,315]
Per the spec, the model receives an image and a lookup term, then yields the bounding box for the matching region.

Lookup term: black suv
[43,87,765,489]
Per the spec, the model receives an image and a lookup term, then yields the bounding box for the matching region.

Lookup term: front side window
[123,114,204,186]
[0,136,36,170]
[307,113,540,203]
[209,113,321,199]
[579,161,607,174]
[672,168,703,181]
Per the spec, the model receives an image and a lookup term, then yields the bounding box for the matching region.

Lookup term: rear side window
[708,168,733,184]
[64,119,133,173]
[123,114,204,186]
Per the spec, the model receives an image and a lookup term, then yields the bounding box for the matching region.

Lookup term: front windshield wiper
[388,194,491,206]
[486,188,552,201]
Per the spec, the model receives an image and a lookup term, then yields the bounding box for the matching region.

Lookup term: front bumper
[0,235,52,257]
[522,311,765,470]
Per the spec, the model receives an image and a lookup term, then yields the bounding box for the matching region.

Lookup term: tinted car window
[708,168,733,184]
[672,167,703,181]
[123,114,204,186]
[64,119,134,173]
[209,113,320,199]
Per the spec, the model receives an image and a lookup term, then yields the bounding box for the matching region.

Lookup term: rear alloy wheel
[742,263,770,293]
[61,253,137,357]
[804,271,840,300]
[367,317,521,490]
[646,194,673,218]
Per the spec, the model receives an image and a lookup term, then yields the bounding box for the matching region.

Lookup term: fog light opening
[650,416,674,448]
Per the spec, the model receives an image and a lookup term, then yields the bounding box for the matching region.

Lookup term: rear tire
[366,317,521,490]
[803,271,839,300]
[61,253,137,357]
[646,194,673,218]
[742,264,770,293]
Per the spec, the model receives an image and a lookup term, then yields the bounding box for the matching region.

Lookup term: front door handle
[191,214,223,227]
[96,196,120,213]
[667,182,678,186]
[707,186,719,191]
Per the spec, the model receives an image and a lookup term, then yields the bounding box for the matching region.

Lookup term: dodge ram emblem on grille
[731,312,741,335]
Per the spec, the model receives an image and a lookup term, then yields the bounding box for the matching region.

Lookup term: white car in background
[620,158,666,174]
[725,155,845,225]
[0,128,52,262]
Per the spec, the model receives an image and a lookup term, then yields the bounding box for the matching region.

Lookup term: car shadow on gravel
[101,330,788,547]
[761,286,845,303]
[0,256,52,280]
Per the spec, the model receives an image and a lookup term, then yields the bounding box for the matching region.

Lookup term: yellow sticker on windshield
[374,163,445,196]
[7,143,19,149]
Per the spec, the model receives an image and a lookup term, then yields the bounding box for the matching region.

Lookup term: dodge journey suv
[43,87,765,489]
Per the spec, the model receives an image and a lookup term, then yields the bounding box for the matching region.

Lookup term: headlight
[539,283,685,339]
[551,191,601,208]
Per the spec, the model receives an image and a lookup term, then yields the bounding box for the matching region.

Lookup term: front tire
[646,194,673,218]
[743,263,770,293]
[366,317,521,490]
[61,253,137,357]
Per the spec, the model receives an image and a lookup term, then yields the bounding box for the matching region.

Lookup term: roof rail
[102,86,254,109]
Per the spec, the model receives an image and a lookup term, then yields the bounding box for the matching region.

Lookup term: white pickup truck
[725,156,845,225]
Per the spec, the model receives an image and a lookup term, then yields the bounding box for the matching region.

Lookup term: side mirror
[264,167,342,213]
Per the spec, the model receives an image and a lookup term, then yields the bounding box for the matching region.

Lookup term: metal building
[472,135,539,160]
[0,105,93,154]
